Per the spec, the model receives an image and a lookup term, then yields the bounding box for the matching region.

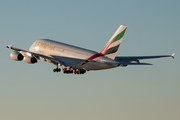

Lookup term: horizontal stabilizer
[120,62,153,65]
[103,61,119,66]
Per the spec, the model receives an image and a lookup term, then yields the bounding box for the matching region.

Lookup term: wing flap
[115,54,174,62]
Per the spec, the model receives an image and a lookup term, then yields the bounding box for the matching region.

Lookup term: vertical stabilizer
[100,25,127,59]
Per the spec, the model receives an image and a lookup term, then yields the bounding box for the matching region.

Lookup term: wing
[7,45,84,67]
[115,54,175,65]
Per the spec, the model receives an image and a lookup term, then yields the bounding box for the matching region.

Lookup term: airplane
[7,25,175,74]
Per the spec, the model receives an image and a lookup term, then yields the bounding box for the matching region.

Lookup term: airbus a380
[7,25,175,74]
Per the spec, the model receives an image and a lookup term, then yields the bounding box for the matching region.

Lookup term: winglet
[7,44,12,49]
[171,53,175,59]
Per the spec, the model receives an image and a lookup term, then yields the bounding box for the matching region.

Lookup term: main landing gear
[63,68,86,74]
[63,67,86,74]
[74,69,86,74]
[63,67,73,74]
[53,66,86,74]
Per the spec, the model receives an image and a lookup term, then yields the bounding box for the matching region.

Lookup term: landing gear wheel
[53,68,61,73]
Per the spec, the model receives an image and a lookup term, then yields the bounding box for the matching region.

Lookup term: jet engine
[10,51,24,61]
[23,56,37,64]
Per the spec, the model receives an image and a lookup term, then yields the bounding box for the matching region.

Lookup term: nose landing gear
[53,66,61,72]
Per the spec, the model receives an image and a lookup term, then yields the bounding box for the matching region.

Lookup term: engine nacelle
[10,51,24,61]
[23,56,37,64]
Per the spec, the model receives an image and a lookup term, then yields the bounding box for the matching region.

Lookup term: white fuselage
[29,39,119,70]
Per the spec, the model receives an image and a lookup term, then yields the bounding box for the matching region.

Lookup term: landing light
[27,52,32,57]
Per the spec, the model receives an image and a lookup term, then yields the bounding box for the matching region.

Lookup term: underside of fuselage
[72,61,118,71]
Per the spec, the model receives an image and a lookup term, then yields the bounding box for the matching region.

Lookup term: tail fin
[100,25,127,59]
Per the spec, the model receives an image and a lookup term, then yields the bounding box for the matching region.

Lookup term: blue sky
[0,0,180,120]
